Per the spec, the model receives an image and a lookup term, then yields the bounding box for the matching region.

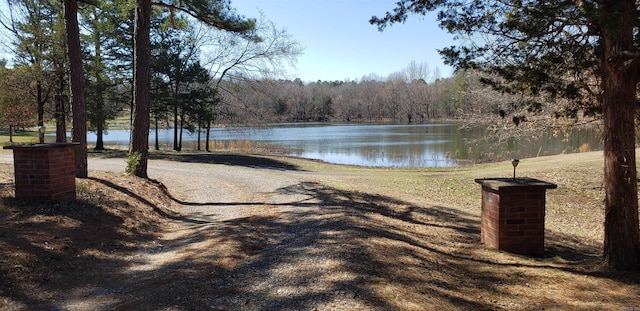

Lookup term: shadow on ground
[94,182,639,309]
[2,174,639,310]
[88,177,209,224]
[89,149,302,171]
[0,183,162,309]
[0,172,218,310]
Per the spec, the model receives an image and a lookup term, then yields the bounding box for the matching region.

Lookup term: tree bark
[95,122,104,150]
[55,93,66,143]
[36,82,43,135]
[64,0,87,178]
[56,63,67,143]
[206,120,211,152]
[173,105,179,151]
[197,119,202,151]
[129,0,151,178]
[178,110,184,151]
[155,117,159,151]
[601,0,640,270]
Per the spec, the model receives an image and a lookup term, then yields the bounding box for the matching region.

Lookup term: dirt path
[3,150,640,310]
[82,155,377,310]
[3,152,367,309]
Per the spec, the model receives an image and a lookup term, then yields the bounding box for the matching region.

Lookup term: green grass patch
[0,131,39,145]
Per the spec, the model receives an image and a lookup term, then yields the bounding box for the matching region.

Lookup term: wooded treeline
[0,0,552,151]
[0,0,303,150]
[1,0,638,271]
[216,67,502,125]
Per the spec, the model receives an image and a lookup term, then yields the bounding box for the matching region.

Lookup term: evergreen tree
[150,18,200,151]
[83,1,131,151]
[129,0,256,177]
[63,0,88,177]
[3,0,67,138]
[372,0,640,270]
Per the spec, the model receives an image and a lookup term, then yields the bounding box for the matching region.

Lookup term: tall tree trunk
[173,105,179,151]
[55,93,67,143]
[37,83,44,126]
[178,111,184,152]
[129,0,151,178]
[93,25,105,151]
[95,122,104,150]
[205,120,211,152]
[9,125,13,143]
[197,117,202,151]
[155,117,159,151]
[55,68,67,143]
[94,91,105,150]
[601,0,640,270]
[64,0,87,178]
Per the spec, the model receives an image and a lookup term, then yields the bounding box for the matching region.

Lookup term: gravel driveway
[12,153,374,310]
[120,156,373,309]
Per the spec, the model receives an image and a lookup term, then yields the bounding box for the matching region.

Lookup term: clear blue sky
[233,0,455,82]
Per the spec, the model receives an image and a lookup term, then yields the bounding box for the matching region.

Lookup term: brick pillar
[475,178,557,257]
[4,143,78,201]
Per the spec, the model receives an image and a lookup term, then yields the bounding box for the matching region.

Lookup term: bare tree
[196,13,303,147]
[404,60,431,83]
[200,13,303,86]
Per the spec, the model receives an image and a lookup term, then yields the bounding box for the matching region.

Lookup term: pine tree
[63,0,88,177]
[372,0,640,270]
[129,0,256,177]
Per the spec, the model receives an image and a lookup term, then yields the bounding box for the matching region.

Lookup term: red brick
[526,218,544,224]
[520,212,540,219]
[9,144,76,201]
[505,230,525,237]
[477,182,553,257]
[519,224,542,231]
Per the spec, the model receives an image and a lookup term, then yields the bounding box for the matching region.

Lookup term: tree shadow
[92,181,637,310]
[545,231,601,262]
[0,194,160,309]
[0,172,219,310]
[88,148,129,159]
[3,172,638,310]
[150,153,303,171]
[88,149,303,171]
[87,177,209,225]
[0,182,12,192]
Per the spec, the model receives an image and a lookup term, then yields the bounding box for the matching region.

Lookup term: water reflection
[80,123,603,168]
[460,125,603,162]
[250,124,461,167]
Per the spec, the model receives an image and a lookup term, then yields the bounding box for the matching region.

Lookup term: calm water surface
[83,123,603,168]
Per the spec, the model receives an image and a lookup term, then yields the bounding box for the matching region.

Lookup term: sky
[232,1,456,82]
[0,1,456,82]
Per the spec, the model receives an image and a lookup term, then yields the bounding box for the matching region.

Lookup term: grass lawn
[1,148,639,310]
[0,131,39,145]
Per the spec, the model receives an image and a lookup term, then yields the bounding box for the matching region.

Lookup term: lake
[82,123,603,168]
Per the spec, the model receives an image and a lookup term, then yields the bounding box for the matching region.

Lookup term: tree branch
[619,50,640,61]
[151,1,256,36]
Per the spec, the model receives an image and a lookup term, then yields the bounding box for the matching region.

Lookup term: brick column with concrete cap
[4,143,78,201]
[474,177,557,257]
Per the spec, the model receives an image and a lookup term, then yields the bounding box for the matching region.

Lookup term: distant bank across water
[79,123,603,168]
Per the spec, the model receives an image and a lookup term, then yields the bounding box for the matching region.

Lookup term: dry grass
[0,168,172,309]
[297,150,606,245]
[269,151,638,310]
[1,150,639,310]
[176,139,289,154]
